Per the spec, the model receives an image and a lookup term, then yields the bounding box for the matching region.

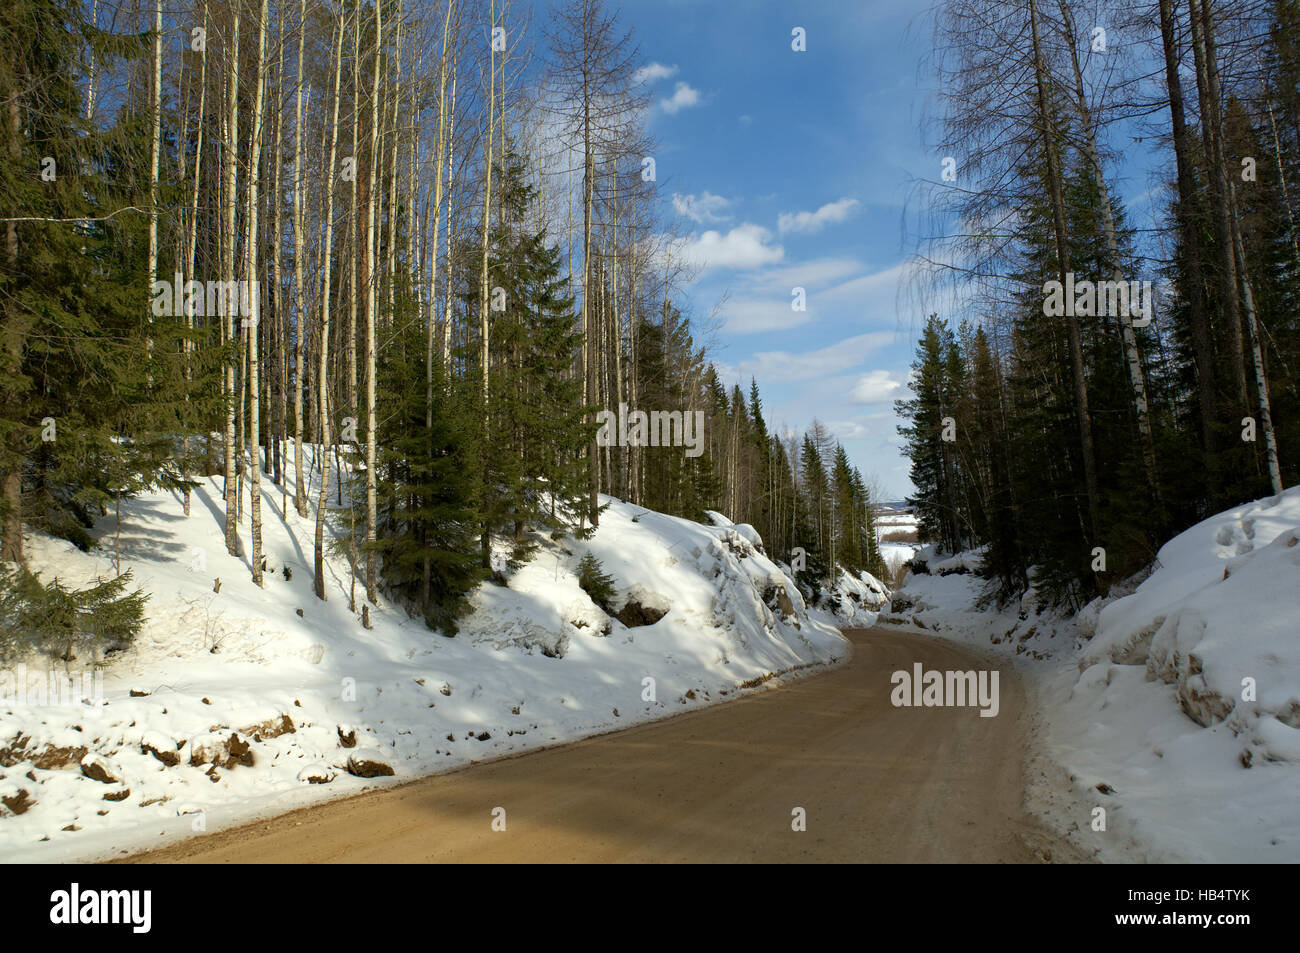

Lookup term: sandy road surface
[129,627,1075,863]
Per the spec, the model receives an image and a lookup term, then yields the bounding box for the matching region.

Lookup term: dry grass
[881,529,918,544]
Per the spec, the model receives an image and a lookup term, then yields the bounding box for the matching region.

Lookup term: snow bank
[1080,488,1300,733]
[1040,488,1300,861]
[809,568,890,628]
[0,455,846,862]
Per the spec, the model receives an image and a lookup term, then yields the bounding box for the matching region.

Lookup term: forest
[0,0,884,648]
[899,0,1299,608]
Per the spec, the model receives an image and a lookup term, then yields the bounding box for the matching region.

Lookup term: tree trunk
[272,20,286,507]
[479,0,496,567]
[1028,0,1101,547]
[348,16,360,420]
[427,0,455,422]
[182,0,209,518]
[584,146,599,525]
[292,0,310,518]
[440,71,458,370]
[364,0,383,604]
[315,11,347,601]
[246,0,269,587]
[1228,183,1283,494]
[1056,0,1159,500]
[1189,0,1249,411]
[1158,0,1219,490]
[145,0,161,373]
[222,8,242,557]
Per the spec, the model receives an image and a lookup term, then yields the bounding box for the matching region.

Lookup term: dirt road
[130,627,1075,863]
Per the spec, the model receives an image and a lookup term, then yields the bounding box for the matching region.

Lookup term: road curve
[128,627,1074,863]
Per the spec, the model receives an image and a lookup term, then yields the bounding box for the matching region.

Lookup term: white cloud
[777,197,861,234]
[848,369,909,404]
[660,81,702,114]
[751,257,864,294]
[817,261,910,302]
[673,191,732,224]
[720,298,811,335]
[825,420,870,440]
[677,223,783,272]
[812,261,918,325]
[730,332,897,375]
[634,62,678,84]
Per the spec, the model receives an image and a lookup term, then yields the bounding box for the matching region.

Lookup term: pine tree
[794,433,830,596]
[481,154,590,562]
[0,565,147,662]
[362,312,484,633]
[0,0,180,566]
[576,551,615,612]
[897,315,960,554]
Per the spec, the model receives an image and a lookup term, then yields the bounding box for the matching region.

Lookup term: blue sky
[619,0,936,499]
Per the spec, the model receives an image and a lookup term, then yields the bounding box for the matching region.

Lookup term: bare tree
[222,4,242,558]
[245,0,270,586]
[315,6,347,601]
[545,0,646,526]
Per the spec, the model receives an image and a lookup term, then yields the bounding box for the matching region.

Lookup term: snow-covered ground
[881,489,1300,862]
[0,448,847,862]
[876,510,918,578]
[703,511,890,629]
[878,542,1076,658]
[879,542,917,572]
[809,567,890,629]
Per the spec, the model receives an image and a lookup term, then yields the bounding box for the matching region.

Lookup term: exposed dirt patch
[142,740,181,767]
[346,754,394,778]
[1,788,35,815]
[613,598,667,628]
[244,714,296,742]
[0,735,89,770]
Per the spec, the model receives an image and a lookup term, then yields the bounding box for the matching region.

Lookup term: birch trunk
[1228,183,1283,494]
[272,22,286,503]
[348,17,360,417]
[439,71,458,369]
[222,7,242,557]
[180,1,206,517]
[146,0,161,367]
[364,0,383,604]
[315,12,347,601]
[246,0,269,587]
[292,0,310,517]
[479,0,497,567]
[428,0,455,422]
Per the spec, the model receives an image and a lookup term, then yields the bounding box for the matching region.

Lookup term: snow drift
[0,463,846,862]
[701,513,890,629]
[1078,487,1300,741]
[1040,488,1300,861]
